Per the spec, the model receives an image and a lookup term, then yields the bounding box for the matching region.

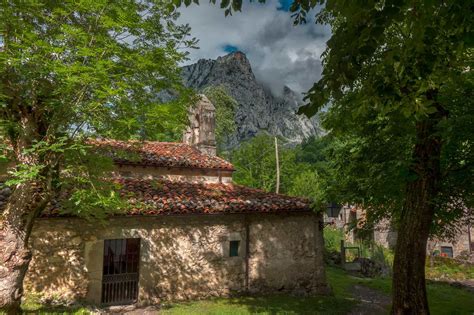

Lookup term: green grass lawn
[326,267,474,315]
[160,293,356,315]
[158,267,474,315]
[19,267,474,315]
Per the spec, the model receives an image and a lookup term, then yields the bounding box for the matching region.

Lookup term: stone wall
[373,219,398,250]
[26,222,89,303]
[113,165,233,184]
[25,212,327,305]
[248,215,327,294]
[334,205,473,258]
[428,226,474,258]
[373,223,473,258]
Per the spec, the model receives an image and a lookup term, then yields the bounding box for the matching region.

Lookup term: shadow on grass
[161,293,357,315]
[327,266,474,315]
[226,294,356,315]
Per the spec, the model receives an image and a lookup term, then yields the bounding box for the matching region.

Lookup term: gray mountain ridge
[181,51,323,148]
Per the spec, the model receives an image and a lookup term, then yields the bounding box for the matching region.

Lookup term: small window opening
[229,240,240,257]
[440,246,453,258]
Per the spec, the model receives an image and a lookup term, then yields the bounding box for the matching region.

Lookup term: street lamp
[319,202,342,230]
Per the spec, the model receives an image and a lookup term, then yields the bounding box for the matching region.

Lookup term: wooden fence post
[340,239,345,267]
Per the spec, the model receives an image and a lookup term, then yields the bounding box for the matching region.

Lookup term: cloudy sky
[177,0,331,96]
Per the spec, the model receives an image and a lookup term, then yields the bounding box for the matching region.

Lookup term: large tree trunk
[0,182,50,314]
[391,113,444,314]
[1,21,56,313]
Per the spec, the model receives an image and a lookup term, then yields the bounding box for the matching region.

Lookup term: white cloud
[177,0,331,96]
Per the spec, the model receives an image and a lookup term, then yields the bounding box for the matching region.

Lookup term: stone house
[2,96,328,306]
[326,205,473,259]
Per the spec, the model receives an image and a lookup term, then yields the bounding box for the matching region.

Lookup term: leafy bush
[371,244,394,269]
[426,256,474,281]
[324,227,344,252]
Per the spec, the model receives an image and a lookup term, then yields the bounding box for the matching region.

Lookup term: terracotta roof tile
[45,178,312,217]
[89,139,234,170]
[121,178,312,215]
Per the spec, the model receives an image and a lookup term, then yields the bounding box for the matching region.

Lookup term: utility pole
[275,137,280,194]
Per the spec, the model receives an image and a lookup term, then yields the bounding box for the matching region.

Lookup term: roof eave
[114,160,235,172]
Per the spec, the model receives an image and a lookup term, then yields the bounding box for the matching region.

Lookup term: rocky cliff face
[181,52,323,148]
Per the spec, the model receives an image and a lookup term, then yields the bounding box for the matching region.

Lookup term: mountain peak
[228,50,247,59]
[215,51,253,76]
[181,54,323,148]
[218,51,249,63]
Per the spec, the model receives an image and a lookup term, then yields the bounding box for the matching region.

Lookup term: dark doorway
[101,238,140,305]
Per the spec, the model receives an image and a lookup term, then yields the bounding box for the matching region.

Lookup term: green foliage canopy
[230,134,336,210]
[296,0,473,238]
[230,134,301,194]
[0,0,197,218]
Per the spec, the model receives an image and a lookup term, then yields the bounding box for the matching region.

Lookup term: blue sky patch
[277,0,292,11]
[223,44,239,53]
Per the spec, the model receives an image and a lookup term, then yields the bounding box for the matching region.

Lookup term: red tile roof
[46,178,312,216]
[89,139,234,170]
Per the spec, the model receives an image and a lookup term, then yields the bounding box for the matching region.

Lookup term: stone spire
[183,94,217,156]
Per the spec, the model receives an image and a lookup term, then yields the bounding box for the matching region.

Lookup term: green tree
[292,1,472,313]
[230,134,337,209]
[202,85,237,154]
[288,169,324,202]
[230,134,304,194]
[0,1,195,312]
[291,136,340,207]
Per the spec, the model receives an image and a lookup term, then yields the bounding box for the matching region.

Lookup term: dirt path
[456,279,474,292]
[348,284,391,315]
